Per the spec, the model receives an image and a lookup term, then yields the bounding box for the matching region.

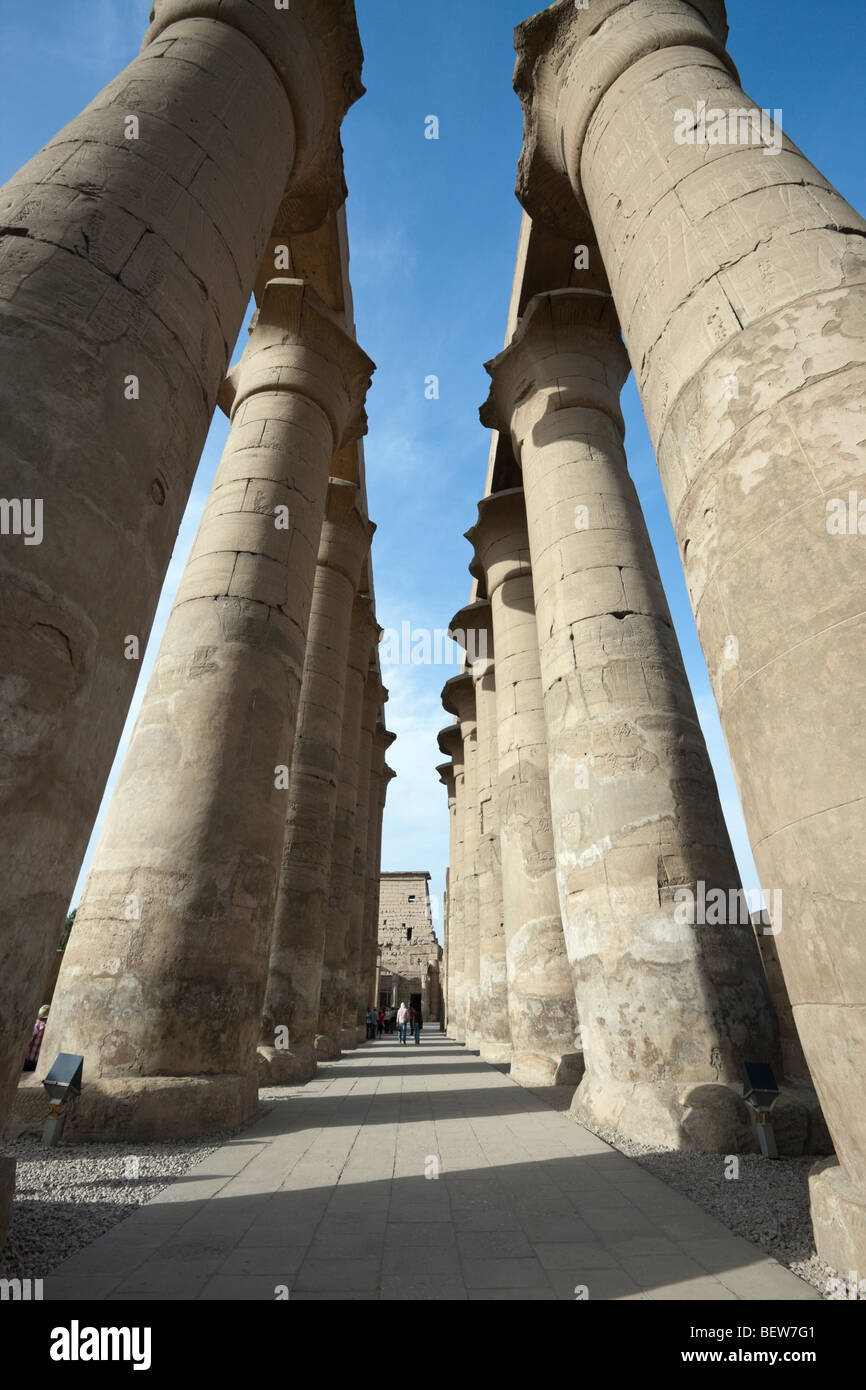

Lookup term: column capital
[449,599,495,672]
[145,0,364,235]
[436,760,456,796]
[225,279,374,449]
[437,723,463,766]
[318,479,375,588]
[465,488,531,600]
[441,672,476,727]
[481,289,629,445]
[513,0,733,236]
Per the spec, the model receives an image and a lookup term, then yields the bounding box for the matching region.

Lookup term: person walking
[412,1004,423,1045]
[23,1005,49,1071]
[397,1001,409,1044]
[377,1009,385,1037]
[365,1007,376,1041]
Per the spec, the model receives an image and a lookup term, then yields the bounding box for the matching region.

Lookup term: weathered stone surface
[258,479,373,1085]
[377,873,442,1019]
[441,675,481,1046]
[343,665,382,1040]
[810,1157,866,1275]
[437,724,466,1042]
[483,287,780,1150]
[449,605,511,1062]
[38,282,373,1136]
[0,0,365,1154]
[317,594,379,1056]
[514,0,865,1219]
[361,726,396,1012]
[467,489,581,1087]
[0,1155,15,1251]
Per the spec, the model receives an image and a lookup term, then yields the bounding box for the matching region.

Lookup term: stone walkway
[46,1032,818,1301]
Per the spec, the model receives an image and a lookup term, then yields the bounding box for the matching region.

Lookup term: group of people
[365,1001,423,1045]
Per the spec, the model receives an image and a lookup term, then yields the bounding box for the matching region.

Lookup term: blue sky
[2,1,863,939]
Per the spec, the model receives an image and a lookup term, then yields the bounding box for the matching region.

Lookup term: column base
[256,1043,317,1086]
[809,1157,866,1273]
[510,1050,584,1088]
[7,1070,258,1142]
[479,1042,513,1065]
[572,1076,762,1152]
[0,1156,15,1251]
[338,1027,362,1050]
[315,1033,342,1060]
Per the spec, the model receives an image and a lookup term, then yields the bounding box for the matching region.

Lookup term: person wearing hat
[23,1005,50,1071]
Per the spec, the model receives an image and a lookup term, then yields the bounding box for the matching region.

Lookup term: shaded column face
[342,665,381,1041]
[436,763,458,1036]
[0,0,364,1139]
[362,724,395,1015]
[442,674,481,1047]
[258,479,373,1085]
[39,280,373,1138]
[515,0,866,1249]
[316,594,378,1056]
[449,606,511,1063]
[467,489,581,1087]
[485,288,779,1150]
[437,725,466,1042]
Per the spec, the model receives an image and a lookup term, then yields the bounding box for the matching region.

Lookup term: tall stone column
[317,594,378,1056]
[449,604,512,1064]
[441,676,481,1048]
[258,479,373,1084]
[0,0,363,1148]
[361,724,395,1015]
[437,724,466,1042]
[467,489,581,1086]
[342,664,381,1044]
[483,288,778,1147]
[514,0,866,1258]
[39,280,373,1137]
[436,765,458,1036]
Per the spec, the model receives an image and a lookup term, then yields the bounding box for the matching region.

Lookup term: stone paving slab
[43,1032,819,1301]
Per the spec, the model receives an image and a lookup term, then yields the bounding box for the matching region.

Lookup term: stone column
[467,488,581,1087]
[361,725,395,1016]
[441,675,481,1049]
[317,594,378,1056]
[483,288,779,1148]
[449,604,512,1064]
[39,280,373,1137]
[437,724,466,1042]
[258,478,373,1084]
[515,0,866,1259]
[0,0,363,1149]
[436,766,457,1037]
[342,664,381,1044]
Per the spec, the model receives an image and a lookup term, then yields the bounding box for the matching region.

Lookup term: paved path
[47,1031,818,1301]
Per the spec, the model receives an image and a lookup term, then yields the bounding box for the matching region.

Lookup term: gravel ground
[0,1122,254,1281]
[589,1121,844,1298]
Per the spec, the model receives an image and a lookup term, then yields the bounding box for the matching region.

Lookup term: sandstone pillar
[0,0,363,1148]
[515,0,866,1256]
[467,489,581,1086]
[39,280,373,1136]
[258,479,373,1085]
[449,604,512,1064]
[441,676,481,1049]
[317,594,379,1056]
[437,725,466,1042]
[483,288,778,1147]
[342,665,381,1044]
[436,766,458,1037]
[361,726,396,1015]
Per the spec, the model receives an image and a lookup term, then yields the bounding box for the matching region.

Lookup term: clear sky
[2,1,864,941]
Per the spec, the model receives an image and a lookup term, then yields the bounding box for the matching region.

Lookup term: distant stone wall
[378,873,442,1018]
